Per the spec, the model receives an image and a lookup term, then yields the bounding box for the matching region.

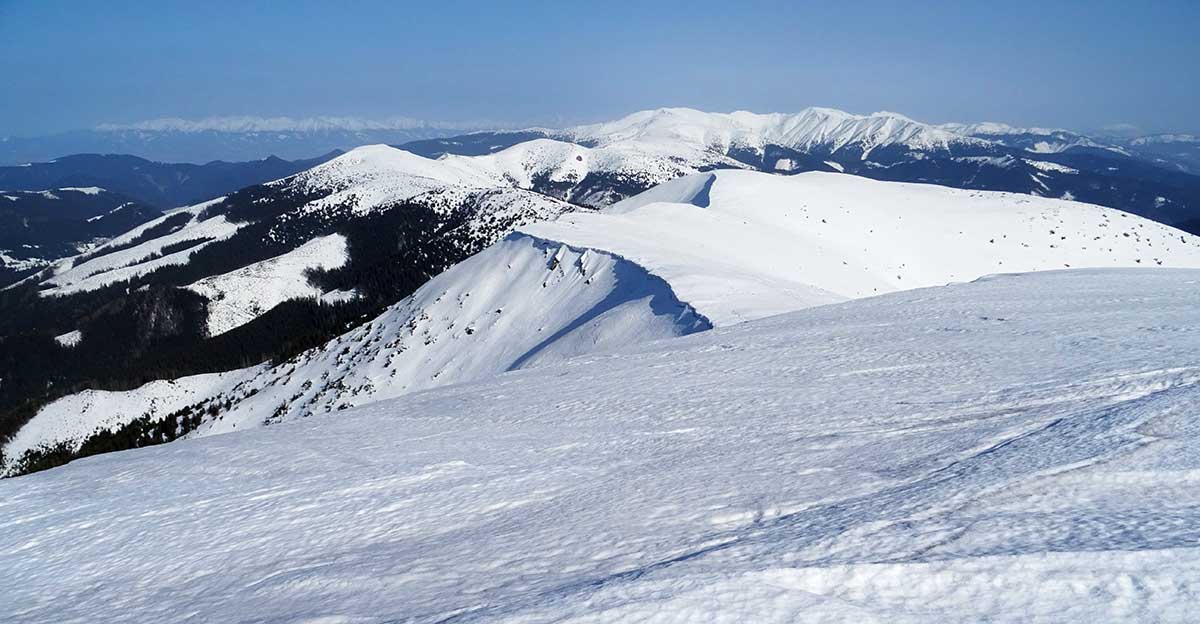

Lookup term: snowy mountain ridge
[7,169,1200,473]
[561,107,989,160]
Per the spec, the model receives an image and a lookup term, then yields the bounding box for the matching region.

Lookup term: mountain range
[5,105,1200,621]
[2,106,1200,474]
[4,161,1200,474]
[402,108,1200,233]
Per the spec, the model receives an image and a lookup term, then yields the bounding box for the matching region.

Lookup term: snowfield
[6,170,1200,471]
[3,268,1200,622]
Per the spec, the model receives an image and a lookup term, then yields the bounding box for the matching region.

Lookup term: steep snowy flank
[9,169,1200,469]
[1,236,708,466]
[185,234,351,336]
[4,269,1200,622]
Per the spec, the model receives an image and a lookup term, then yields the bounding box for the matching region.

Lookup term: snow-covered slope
[20,145,581,342]
[34,198,240,296]
[9,170,1200,471]
[449,138,700,207]
[1,236,710,466]
[26,144,581,298]
[4,268,1200,622]
[284,143,499,216]
[185,234,353,336]
[526,170,1200,324]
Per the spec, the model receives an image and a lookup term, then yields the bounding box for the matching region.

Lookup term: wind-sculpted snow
[3,269,1200,622]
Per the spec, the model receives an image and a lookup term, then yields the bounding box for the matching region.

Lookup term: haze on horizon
[1,0,1198,137]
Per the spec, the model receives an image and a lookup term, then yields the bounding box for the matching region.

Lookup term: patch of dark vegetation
[7,404,207,476]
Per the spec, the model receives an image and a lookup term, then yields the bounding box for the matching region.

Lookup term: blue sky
[1,0,1197,136]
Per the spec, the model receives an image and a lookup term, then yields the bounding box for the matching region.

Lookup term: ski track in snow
[2,269,1200,622]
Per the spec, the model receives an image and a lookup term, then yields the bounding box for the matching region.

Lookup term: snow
[940,121,1066,136]
[273,139,692,218]
[3,269,1200,622]
[53,330,82,348]
[286,144,498,216]
[320,288,358,304]
[0,250,51,272]
[823,160,844,172]
[185,234,350,336]
[1,371,251,465]
[85,201,135,222]
[939,122,1127,155]
[9,169,1200,467]
[524,170,1200,325]
[565,107,989,161]
[1024,159,1079,174]
[38,202,243,296]
[11,169,1200,471]
[181,235,706,435]
[1131,134,1199,145]
[953,155,1017,168]
[57,186,105,195]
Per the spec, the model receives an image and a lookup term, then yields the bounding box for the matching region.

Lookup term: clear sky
[1,0,1197,136]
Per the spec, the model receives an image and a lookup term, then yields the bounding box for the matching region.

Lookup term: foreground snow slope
[7,170,1200,470]
[3,268,1200,622]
